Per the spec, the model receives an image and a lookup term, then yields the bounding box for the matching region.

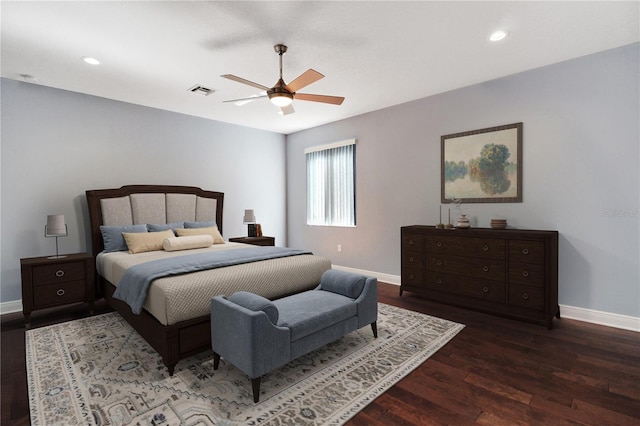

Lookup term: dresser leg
[556,305,561,319]
[399,287,403,296]
[24,313,31,329]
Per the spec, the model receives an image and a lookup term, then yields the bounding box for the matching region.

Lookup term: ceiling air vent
[189,85,214,96]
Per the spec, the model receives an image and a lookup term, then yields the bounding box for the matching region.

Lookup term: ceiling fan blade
[295,93,345,105]
[285,69,324,93]
[220,74,270,91]
[222,94,267,104]
[280,104,295,115]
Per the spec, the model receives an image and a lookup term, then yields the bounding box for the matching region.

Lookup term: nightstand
[20,252,95,328]
[228,236,275,246]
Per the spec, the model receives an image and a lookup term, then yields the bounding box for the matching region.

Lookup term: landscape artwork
[441,122,523,203]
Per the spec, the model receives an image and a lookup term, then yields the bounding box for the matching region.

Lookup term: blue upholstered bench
[210,269,378,402]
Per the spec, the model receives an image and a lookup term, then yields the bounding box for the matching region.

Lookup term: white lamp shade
[46,215,67,236]
[243,209,256,224]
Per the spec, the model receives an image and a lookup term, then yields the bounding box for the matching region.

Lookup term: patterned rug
[26,303,464,425]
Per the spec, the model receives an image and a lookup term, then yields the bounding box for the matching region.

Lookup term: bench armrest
[211,295,291,379]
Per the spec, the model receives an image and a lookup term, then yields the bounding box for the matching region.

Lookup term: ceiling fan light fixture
[269,92,293,107]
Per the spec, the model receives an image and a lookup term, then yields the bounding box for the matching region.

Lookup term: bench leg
[213,352,220,370]
[371,322,377,338]
[251,377,262,403]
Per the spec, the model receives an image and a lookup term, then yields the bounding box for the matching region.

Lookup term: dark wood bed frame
[86,185,224,375]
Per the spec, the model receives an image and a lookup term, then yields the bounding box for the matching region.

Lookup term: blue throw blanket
[113,246,312,314]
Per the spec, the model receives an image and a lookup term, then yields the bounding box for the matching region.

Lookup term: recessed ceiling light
[82,56,100,65]
[489,30,508,42]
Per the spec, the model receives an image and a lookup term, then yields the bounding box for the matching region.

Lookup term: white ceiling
[2,1,638,135]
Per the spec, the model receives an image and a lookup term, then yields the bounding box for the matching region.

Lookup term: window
[305,139,356,227]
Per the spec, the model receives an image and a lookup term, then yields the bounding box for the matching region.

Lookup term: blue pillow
[147,222,184,234]
[184,220,216,229]
[228,291,279,324]
[100,224,147,252]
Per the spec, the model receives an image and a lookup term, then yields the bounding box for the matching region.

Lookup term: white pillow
[163,235,214,251]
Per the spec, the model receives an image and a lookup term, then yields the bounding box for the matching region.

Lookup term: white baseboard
[0,299,23,315]
[559,304,640,332]
[331,265,640,333]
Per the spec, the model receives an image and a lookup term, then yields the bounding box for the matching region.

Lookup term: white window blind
[306,139,356,227]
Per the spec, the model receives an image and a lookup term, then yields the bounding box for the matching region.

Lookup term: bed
[86,185,331,374]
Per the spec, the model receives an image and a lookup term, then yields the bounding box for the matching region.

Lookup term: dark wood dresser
[401,225,559,328]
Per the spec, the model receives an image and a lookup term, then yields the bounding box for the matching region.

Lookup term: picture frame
[441,122,522,203]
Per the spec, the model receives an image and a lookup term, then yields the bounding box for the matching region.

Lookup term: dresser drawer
[509,240,545,264]
[402,268,424,287]
[402,250,424,268]
[426,273,505,302]
[427,235,505,259]
[402,233,424,252]
[33,280,85,308]
[508,285,544,310]
[426,254,505,281]
[509,262,545,287]
[32,261,85,286]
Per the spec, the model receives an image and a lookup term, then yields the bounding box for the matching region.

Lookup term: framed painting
[441,122,523,203]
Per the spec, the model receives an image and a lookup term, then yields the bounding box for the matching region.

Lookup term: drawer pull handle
[522,293,529,300]
[409,256,414,262]
[436,278,442,285]
[56,289,65,296]
[436,260,442,266]
[409,274,415,280]
[522,271,529,277]
[482,245,489,251]
[522,248,529,255]
[482,266,489,272]
[55,270,65,278]
[483,286,489,293]
[436,241,442,247]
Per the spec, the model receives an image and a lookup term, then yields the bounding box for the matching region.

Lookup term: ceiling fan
[221,44,345,115]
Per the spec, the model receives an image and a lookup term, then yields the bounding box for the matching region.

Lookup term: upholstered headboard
[86,185,224,257]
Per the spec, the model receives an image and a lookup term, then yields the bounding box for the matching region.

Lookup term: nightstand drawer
[33,280,85,308]
[32,261,85,286]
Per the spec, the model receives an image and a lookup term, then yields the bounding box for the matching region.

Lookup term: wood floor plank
[571,397,640,425]
[463,372,533,405]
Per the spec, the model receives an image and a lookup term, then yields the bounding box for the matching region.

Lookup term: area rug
[26,303,464,425]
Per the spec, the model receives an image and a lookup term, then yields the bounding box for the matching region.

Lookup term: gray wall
[1,79,286,303]
[286,43,640,317]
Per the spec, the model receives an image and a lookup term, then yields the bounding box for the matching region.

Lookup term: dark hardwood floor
[2,283,639,425]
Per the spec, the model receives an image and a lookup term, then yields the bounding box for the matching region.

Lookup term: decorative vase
[456,214,470,229]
